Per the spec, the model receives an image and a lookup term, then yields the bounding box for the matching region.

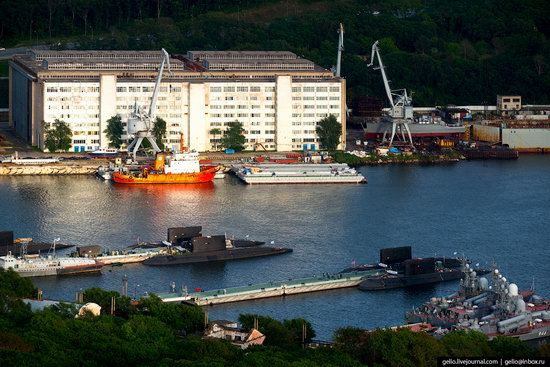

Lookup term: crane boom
[148,48,172,122]
[336,23,344,77]
[368,41,394,108]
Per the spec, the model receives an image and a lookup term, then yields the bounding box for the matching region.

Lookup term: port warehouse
[8,50,346,153]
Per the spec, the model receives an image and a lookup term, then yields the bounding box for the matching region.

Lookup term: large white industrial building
[9,50,346,152]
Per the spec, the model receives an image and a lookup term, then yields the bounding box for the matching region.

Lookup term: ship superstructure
[406,265,550,342]
[0,239,102,277]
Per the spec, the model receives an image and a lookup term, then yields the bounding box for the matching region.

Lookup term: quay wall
[0,164,96,175]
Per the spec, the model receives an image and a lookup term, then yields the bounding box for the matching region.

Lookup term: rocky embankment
[0,164,97,175]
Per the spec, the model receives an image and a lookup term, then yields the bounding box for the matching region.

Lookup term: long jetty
[157,269,382,306]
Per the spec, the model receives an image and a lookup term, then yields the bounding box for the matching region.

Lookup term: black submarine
[143,226,292,266]
[0,231,74,257]
[356,246,490,291]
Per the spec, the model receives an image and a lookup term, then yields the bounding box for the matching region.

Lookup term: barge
[75,244,166,265]
[158,269,383,305]
[234,163,366,184]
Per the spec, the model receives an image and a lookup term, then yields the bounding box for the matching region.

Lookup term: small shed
[203,320,265,349]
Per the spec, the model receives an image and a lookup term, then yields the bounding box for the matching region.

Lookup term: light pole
[134,284,140,300]
[53,237,60,257]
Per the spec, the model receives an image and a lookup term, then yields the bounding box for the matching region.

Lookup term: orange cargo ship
[112,151,217,184]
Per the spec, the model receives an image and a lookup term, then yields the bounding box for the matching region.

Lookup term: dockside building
[9,50,346,152]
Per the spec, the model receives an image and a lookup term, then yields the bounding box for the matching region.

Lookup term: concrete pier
[0,164,97,175]
[158,269,382,305]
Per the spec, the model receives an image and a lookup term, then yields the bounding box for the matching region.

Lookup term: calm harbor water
[1,156,549,339]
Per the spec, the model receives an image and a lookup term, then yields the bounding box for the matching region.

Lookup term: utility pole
[302,322,307,348]
[122,275,128,297]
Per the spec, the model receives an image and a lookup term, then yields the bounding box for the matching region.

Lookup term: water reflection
[2,156,550,339]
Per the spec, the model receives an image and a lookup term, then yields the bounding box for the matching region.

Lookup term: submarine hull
[359,269,491,291]
[143,246,292,266]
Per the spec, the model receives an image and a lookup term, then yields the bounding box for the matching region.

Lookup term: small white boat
[89,148,119,158]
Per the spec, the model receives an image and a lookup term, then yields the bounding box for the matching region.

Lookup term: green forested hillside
[1,0,549,105]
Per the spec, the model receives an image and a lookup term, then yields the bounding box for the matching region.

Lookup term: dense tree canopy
[316,114,342,150]
[44,119,72,152]
[2,0,548,106]
[221,120,246,152]
[152,117,167,150]
[0,270,546,366]
[104,115,124,149]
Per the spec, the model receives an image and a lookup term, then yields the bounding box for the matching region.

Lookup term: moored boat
[0,252,102,277]
[112,151,217,184]
[89,147,119,158]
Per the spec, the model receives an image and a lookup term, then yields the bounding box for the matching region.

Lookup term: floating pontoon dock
[158,269,382,305]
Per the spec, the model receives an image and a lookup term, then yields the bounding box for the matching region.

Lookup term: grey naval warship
[406,265,550,344]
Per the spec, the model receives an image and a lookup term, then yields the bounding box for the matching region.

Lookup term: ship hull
[56,264,103,276]
[364,122,466,139]
[11,263,102,277]
[359,269,467,290]
[143,247,292,266]
[112,168,216,184]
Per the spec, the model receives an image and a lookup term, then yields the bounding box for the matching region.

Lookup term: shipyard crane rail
[127,48,173,161]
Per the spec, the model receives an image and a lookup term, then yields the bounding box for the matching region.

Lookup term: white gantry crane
[126,48,172,161]
[368,40,413,146]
